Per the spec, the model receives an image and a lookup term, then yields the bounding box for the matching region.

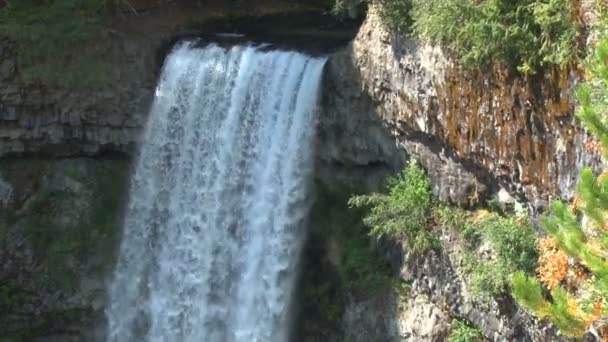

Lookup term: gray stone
[0,58,15,81]
[320,4,601,206]
[0,176,12,207]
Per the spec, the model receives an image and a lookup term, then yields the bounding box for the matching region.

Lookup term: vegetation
[377,0,580,72]
[0,159,129,289]
[348,160,538,302]
[299,181,396,337]
[466,212,537,273]
[511,33,608,339]
[0,0,118,85]
[459,211,538,301]
[448,319,485,342]
[0,285,28,311]
[313,182,395,292]
[349,160,438,253]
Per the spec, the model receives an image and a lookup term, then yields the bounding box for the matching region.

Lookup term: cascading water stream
[106,42,326,342]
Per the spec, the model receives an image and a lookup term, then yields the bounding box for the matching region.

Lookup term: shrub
[448,319,485,342]
[477,215,538,273]
[349,160,438,253]
[313,182,395,292]
[377,0,413,35]
[460,211,538,300]
[378,0,580,72]
[462,255,512,302]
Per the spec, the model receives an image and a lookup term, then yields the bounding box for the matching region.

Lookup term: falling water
[106,42,326,342]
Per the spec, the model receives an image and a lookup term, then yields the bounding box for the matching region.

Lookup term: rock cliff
[321,4,602,208]
[0,0,602,341]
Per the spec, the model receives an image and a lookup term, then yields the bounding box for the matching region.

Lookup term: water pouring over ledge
[106,42,326,342]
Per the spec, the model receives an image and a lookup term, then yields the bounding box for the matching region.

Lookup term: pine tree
[511,29,608,340]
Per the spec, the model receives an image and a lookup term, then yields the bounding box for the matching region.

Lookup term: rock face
[0,1,602,341]
[321,4,601,207]
[0,3,362,340]
[0,1,359,158]
[313,3,602,341]
[0,37,151,156]
[0,157,130,340]
[299,183,565,342]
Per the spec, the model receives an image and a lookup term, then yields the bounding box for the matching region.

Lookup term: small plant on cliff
[511,35,608,339]
[460,211,538,301]
[448,319,485,342]
[349,160,438,253]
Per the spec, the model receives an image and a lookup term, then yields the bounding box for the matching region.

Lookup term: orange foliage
[537,238,569,289]
[585,302,604,323]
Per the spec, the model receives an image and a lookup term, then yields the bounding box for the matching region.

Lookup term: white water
[106,42,326,342]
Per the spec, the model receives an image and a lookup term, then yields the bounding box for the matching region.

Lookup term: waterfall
[106,42,326,342]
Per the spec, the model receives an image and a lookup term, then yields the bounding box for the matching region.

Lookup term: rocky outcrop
[0,157,130,340]
[1,1,603,340]
[300,183,563,342]
[3,1,597,207]
[0,1,359,158]
[321,4,602,207]
[0,3,362,340]
[0,35,152,156]
[314,3,603,341]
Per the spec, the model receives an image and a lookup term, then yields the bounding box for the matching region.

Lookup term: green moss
[0,285,28,311]
[0,0,113,86]
[4,307,92,341]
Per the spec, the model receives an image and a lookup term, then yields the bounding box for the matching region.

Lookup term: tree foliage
[511,32,608,339]
[448,319,485,342]
[349,160,438,253]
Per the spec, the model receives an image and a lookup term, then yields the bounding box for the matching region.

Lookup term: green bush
[349,160,438,253]
[478,215,537,273]
[448,319,485,342]
[377,0,413,35]
[460,212,538,300]
[433,204,468,231]
[379,0,580,72]
[462,254,512,301]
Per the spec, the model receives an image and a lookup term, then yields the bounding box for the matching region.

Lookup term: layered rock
[1,1,603,341]
[0,1,359,158]
[321,4,602,207]
[0,35,152,156]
